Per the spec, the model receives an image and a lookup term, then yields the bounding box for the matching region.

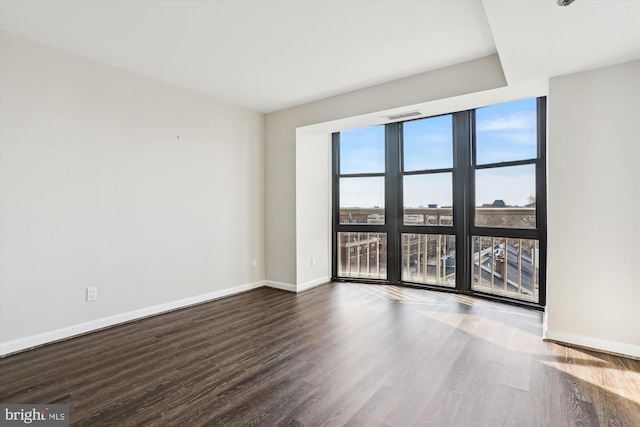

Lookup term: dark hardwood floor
[1,283,639,426]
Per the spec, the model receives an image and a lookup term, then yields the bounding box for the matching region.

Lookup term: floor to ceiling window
[332,97,547,307]
[400,114,457,288]
[334,125,388,280]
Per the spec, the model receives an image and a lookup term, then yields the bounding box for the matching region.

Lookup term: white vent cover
[384,110,421,121]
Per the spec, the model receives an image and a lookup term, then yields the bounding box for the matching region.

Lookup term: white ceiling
[483,0,640,84]
[1,0,638,114]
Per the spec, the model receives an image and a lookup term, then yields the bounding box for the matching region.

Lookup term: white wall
[294,131,331,291]
[0,32,265,354]
[546,60,640,357]
[265,54,507,287]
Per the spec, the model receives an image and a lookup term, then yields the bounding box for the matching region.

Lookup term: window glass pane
[476,98,537,165]
[403,173,453,225]
[340,125,385,174]
[472,236,539,303]
[401,234,455,287]
[403,115,453,171]
[338,232,387,280]
[340,177,384,224]
[475,165,535,228]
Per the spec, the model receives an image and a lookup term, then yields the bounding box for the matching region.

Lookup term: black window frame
[332,97,547,309]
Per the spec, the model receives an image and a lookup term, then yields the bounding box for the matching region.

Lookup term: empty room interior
[1,0,639,426]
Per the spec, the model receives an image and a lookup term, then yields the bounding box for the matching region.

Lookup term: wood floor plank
[342,384,403,427]
[1,283,639,426]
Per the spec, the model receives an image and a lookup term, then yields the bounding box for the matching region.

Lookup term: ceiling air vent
[384,110,421,121]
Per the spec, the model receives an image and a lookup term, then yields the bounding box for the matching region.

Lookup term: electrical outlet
[86,287,98,301]
[311,257,316,267]
[252,258,257,268]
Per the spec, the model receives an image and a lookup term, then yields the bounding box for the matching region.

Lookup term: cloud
[477,111,536,132]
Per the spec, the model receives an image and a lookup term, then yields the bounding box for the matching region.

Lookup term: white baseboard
[265,278,330,293]
[265,280,297,292]
[297,276,330,293]
[0,280,265,357]
[543,329,640,359]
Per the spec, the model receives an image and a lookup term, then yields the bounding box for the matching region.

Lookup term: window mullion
[385,123,401,284]
[453,111,472,293]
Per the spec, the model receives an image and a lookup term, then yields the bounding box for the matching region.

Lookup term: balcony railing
[472,236,539,302]
[337,207,539,302]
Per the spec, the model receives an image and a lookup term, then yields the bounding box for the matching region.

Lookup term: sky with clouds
[339,97,538,208]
